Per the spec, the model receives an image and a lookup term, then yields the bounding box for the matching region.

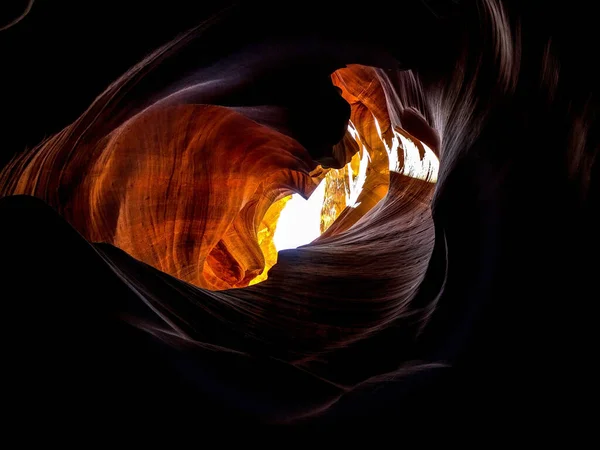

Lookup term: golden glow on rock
[250,195,292,286]
[320,156,351,234]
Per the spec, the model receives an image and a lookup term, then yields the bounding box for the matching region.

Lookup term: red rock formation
[0,64,437,295]
[0,105,320,290]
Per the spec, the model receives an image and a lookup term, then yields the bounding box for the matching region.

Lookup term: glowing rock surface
[0,64,438,291]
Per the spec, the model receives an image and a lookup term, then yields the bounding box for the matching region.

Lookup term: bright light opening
[273,179,327,251]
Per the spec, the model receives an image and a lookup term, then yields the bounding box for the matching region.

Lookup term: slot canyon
[0,0,597,431]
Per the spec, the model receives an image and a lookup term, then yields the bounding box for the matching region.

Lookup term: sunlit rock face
[0,64,438,291]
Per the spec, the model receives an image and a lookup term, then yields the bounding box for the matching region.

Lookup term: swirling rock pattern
[0,60,439,396]
[2,0,597,425]
[0,64,436,292]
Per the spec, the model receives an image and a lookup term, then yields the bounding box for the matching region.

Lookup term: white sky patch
[397,132,439,183]
[386,126,439,183]
[273,179,326,251]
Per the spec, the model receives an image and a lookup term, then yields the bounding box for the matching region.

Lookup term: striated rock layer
[0,64,437,292]
[8,0,595,424]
